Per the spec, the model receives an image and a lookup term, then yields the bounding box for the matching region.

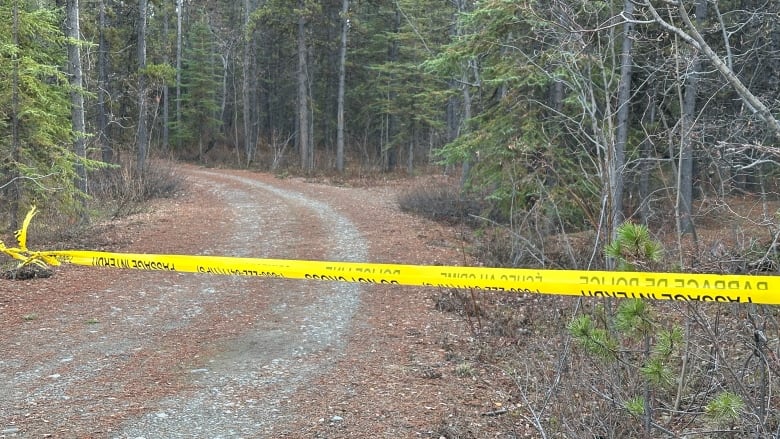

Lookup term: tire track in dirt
[0,167,367,438]
[116,168,368,437]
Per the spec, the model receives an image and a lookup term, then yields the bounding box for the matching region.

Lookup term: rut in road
[116,169,368,437]
[0,168,368,438]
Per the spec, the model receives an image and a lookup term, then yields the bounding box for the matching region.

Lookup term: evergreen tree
[0,1,92,230]
[172,15,222,160]
[354,0,453,171]
[426,0,600,231]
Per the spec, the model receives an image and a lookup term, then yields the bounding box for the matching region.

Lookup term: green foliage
[142,62,175,84]
[250,0,297,32]
[705,391,745,427]
[357,0,454,166]
[624,396,645,417]
[0,1,99,227]
[615,299,652,335]
[170,15,222,151]
[568,315,616,360]
[572,224,686,431]
[251,0,322,26]
[605,223,664,271]
[423,0,600,230]
[568,299,683,422]
[652,326,683,358]
[640,356,674,388]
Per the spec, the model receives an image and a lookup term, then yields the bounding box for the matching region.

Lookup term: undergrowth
[399,180,780,437]
[1,159,185,258]
[397,183,489,227]
[89,159,185,218]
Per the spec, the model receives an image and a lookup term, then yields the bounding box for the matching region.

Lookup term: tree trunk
[335,0,349,173]
[161,0,169,152]
[678,0,707,236]
[459,80,473,189]
[219,52,229,139]
[8,0,21,231]
[639,84,656,225]
[611,0,634,238]
[175,0,183,150]
[137,0,148,172]
[384,8,401,172]
[450,0,474,188]
[98,0,112,163]
[297,1,312,172]
[243,0,255,165]
[66,0,88,219]
[407,138,414,174]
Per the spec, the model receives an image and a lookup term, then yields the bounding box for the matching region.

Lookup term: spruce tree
[171,15,222,161]
[0,1,92,230]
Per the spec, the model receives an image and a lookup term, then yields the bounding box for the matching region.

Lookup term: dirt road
[0,166,503,438]
[113,168,369,437]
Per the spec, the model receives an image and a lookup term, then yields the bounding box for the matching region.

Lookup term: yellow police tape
[2,207,779,304]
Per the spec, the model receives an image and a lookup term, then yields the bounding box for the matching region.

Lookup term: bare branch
[640,1,701,49]
[641,0,780,137]
[0,174,60,192]
[716,141,780,159]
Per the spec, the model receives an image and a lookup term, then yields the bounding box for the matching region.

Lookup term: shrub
[89,160,185,218]
[397,184,485,226]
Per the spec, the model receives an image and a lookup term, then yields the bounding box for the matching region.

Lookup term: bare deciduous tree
[640,0,780,138]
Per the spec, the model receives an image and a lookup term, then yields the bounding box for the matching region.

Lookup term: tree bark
[97,0,112,163]
[611,0,634,238]
[461,3,477,188]
[336,0,349,173]
[384,8,401,172]
[677,0,707,236]
[297,1,312,172]
[176,0,183,150]
[137,0,148,172]
[66,0,88,220]
[161,0,169,152]
[243,0,255,165]
[459,78,473,189]
[639,85,656,225]
[8,0,21,231]
[219,51,229,140]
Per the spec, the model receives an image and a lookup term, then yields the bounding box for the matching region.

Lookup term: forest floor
[0,164,533,438]
[5,164,776,438]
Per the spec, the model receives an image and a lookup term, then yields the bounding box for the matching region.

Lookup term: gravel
[115,169,367,438]
[0,168,367,438]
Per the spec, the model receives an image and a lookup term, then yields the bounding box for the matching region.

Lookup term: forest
[2,0,780,436]
[1,0,779,245]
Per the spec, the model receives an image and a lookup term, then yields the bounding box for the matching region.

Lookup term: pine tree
[356,0,453,171]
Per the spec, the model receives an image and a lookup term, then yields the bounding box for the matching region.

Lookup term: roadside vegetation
[87,159,185,220]
[400,179,780,437]
[0,158,184,278]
